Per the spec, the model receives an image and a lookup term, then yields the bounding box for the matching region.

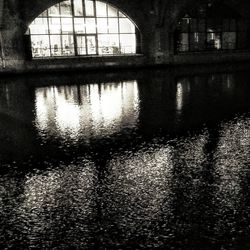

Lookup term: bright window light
[29,0,138,58]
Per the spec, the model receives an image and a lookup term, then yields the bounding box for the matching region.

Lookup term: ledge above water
[2,51,250,74]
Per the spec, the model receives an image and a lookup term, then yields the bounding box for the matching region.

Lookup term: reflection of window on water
[175,2,245,53]
[35,81,139,139]
[29,0,138,58]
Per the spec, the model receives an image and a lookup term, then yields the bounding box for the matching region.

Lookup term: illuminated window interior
[175,2,243,53]
[29,0,138,58]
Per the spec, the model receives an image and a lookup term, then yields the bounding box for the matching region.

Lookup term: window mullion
[94,0,99,55]
[236,19,238,50]
[47,12,52,57]
[59,4,64,56]
[188,19,191,52]
[205,18,208,51]
[118,13,121,53]
[71,0,78,56]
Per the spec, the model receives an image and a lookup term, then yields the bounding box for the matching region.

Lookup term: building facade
[1,0,250,73]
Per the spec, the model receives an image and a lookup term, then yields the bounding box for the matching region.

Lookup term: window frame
[29,0,138,58]
[176,14,239,53]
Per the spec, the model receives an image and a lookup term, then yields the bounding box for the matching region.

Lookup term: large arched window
[175,2,246,53]
[29,0,138,58]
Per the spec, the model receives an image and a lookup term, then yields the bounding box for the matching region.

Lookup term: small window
[175,3,240,53]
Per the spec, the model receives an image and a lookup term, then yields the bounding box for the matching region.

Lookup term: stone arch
[23,0,142,32]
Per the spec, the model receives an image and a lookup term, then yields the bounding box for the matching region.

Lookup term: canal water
[0,67,249,249]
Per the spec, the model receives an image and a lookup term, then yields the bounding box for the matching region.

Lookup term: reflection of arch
[174,1,247,53]
[28,0,140,58]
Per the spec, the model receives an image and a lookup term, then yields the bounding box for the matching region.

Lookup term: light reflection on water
[0,70,249,249]
[176,78,190,113]
[18,161,97,249]
[35,81,139,141]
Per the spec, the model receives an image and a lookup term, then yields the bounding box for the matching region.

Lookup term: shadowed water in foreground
[0,67,249,249]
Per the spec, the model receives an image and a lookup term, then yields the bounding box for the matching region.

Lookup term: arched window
[29,0,138,58]
[175,2,246,53]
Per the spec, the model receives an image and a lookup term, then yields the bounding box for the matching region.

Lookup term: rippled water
[0,68,249,249]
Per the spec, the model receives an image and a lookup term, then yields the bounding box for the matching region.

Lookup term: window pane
[120,34,136,53]
[190,19,197,32]
[86,36,97,54]
[119,11,126,18]
[222,32,236,49]
[230,19,236,31]
[237,31,247,49]
[237,20,246,32]
[179,18,189,32]
[85,18,96,33]
[119,18,135,33]
[30,18,48,34]
[60,0,72,16]
[73,0,83,16]
[207,33,221,50]
[97,18,108,33]
[108,18,118,33]
[107,5,117,17]
[77,36,87,55]
[190,32,206,51]
[48,18,61,34]
[96,1,107,17]
[50,35,62,56]
[98,34,108,54]
[177,33,189,52]
[109,34,120,53]
[198,19,205,32]
[222,19,236,32]
[61,18,73,34]
[62,35,75,55]
[207,19,222,32]
[85,0,95,16]
[223,19,230,31]
[98,34,119,54]
[48,4,60,16]
[74,18,85,33]
[40,10,48,17]
[31,35,50,57]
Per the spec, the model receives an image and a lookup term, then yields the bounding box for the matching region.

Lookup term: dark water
[0,67,249,249]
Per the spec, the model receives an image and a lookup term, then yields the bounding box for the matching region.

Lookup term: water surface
[0,68,249,249]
